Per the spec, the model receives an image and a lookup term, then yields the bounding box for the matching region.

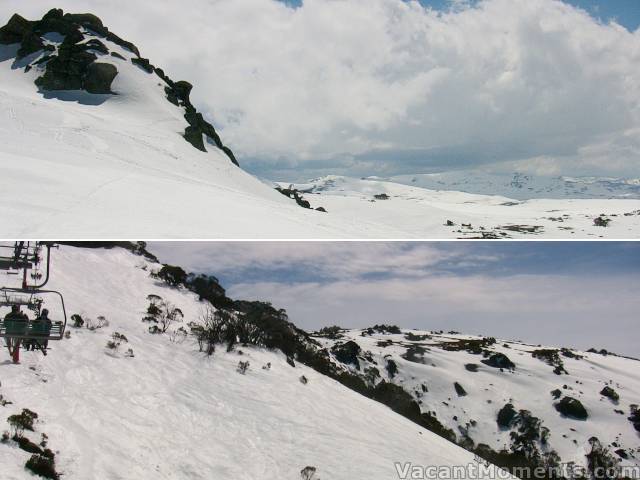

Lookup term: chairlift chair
[0,288,67,342]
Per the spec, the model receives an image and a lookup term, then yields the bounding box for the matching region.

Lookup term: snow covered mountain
[382,172,640,201]
[0,244,510,480]
[1,9,639,239]
[1,244,638,479]
[312,327,640,476]
[286,176,640,239]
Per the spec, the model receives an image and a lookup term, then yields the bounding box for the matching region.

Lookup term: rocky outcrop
[84,63,118,94]
[0,8,239,167]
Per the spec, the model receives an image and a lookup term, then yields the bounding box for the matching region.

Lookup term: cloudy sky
[2,0,639,179]
[149,241,640,357]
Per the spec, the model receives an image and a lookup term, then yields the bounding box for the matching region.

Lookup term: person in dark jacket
[31,309,52,355]
[3,305,28,347]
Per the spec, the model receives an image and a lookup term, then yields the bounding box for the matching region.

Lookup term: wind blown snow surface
[0,246,509,480]
[1,32,639,238]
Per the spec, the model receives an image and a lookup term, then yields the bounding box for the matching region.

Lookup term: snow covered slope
[287,176,640,239]
[0,245,508,479]
[313,328,640,473]
[1,10,639,239]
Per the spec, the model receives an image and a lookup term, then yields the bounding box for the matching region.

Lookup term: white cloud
[149,241,494,280]
[2,0,639,177]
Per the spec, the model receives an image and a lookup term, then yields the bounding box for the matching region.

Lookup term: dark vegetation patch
[496,225,544,234]
[402,344,427,364]
[385,358,398,379]
[481,352,515,370]
[404,332,431,341]
[364,324,402,335]
[532,349,568,375]
[555,396,588,420]
[593,216,611,227]
[480,407,559,479]
[550,389,562,399]
[497,403,517,428]
[440,337,496,354]
[315,325,343,339]
[25,453,59,479]
[561,348,583,360]
[374,193,390,200]
[586,437,621,480]
[629,405,640,432]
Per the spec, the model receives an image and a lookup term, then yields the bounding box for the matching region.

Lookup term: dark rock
[110,51,125,60]
[497,402,517,428]
[131,56,154,73]
[84,62,117,94]
[17,31,45,59]
[84,39,109,55]
[454,382,467,397]
[0,14,32,44]
[35,34,98,91]
[374,193,390,200]
[550,388,562,399]
[173,80,193,103]
[331,341,361,369]
[481,352,515,370]
[615,449,628,459]
[34,9,77,37]
[599,386,619,402]
[464,363,479,372]
[183,126,206,152]
[63,13,104,30]
[555,396,588,420]
[315,207,327,212]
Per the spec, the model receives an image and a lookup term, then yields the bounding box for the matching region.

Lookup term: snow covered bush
[86,315,109,331]
[300,466,318,480]
[7,408,38,437]
[586,437,620,480]
[106,332,128,352]
[385,358,398,378]
[143,298,183,334]
[25,453,59,480]
[70,314,84,328]
[237,361,250,375]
